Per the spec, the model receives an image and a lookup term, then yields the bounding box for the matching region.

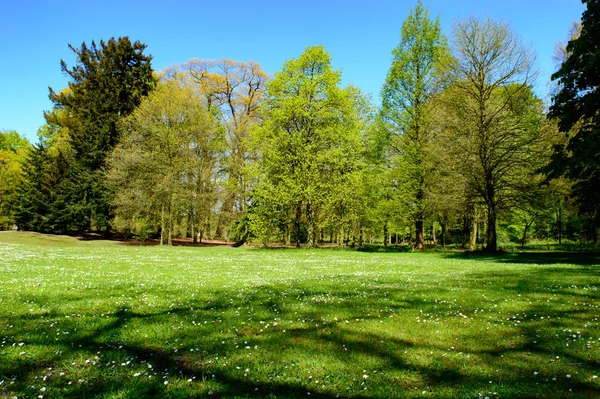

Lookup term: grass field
[0,232,599,398]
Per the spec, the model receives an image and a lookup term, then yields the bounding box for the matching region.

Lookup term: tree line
[1,0,598,250]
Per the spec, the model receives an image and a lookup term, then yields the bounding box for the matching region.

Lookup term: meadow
[0,232,599,398]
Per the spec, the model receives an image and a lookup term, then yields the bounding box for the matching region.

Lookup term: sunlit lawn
[0,231,599,398]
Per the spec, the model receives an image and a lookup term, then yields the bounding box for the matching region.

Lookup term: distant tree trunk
[521,218,534,250]
[214,195,234,240]
[383,220,389,247]
[415,218,425,250]
[359,229,364,247]
[462,214,469,249]
[160,204,165,246]
[306,202,317,248]
[556,204,562,245]
[295,201,302,248]
[284,223,291,246]
[329,230,333,243]
[168,196,174,246]
[469,219,478,251]
[486,203,497,252]
[431,221,437,245]
[440,220,447,249]
[192,217,197,244]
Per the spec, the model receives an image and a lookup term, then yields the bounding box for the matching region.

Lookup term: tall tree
[48,37,156,232]
[108,80,224,245]
[250,46,364,247]
[380,0,450,250]
[549,0,600,240]
[447,16,538,252]
[170,59,268,239]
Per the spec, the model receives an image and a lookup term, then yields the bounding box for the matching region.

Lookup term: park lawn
[0,232,599,398]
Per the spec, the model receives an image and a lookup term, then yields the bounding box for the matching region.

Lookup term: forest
[1,0,598,251]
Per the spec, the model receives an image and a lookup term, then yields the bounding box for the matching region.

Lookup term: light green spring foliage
[379,0,451,234]
[108,80,225,243]
[0,130,30,229]
[381,0,449,140]
[250,46,366,245]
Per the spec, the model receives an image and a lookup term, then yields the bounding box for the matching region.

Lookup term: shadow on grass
[442,250,600,266]
[2,268,600,398]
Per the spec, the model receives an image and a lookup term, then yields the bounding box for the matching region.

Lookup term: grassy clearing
[0,231,599,398]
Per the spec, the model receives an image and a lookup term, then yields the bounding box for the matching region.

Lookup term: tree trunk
[469,219,478,251]
[521,219,533,250]
[284,223,291,246]
[441,220,447,249]
[383,220,389,247]
[160,204,165,246]
[462,214,469,249]
[431,221,437,245]
[306,202,317,248]
[359,229,364,247]
[295,201,302,248]
[192,217,197,244]
[556,204,562,245]
[214,195,234,240]
[486,204,497,252]
[415,218,425,250]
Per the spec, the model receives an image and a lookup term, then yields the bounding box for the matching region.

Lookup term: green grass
[0,231,599,398]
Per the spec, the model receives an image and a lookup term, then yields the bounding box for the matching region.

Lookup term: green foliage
[0,130,30,229]
[549,0,600,227]
[108,80,225,245]
[441,16,540,251]
[380,0,450,249]
[250,46,366,246]
[44,37,156,232]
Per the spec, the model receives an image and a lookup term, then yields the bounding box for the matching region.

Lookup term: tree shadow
[442,250,600,266]
[2,268,600,398]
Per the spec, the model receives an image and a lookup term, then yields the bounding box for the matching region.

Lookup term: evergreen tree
[549,0,600,240]
[15,143,51,232]
[47,37,156,232]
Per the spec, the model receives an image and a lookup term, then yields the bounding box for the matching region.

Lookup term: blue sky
[1,0,585,142]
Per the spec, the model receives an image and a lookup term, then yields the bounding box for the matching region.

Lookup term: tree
[380,0,450,250]
[549,0,600,241]
[169,59,268,240]
[447,16,539,252]
[47,37,156,232]
[250,46,364,247]
[108,80,224,245]
[0,130,30,229]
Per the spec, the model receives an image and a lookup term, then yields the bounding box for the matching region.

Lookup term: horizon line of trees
[1,0,598,251]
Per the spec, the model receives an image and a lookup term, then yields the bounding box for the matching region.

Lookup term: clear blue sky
[1,0,585,142]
